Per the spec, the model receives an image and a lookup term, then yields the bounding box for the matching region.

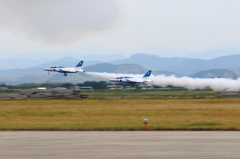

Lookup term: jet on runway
[44,61,84,76]
[109,70,153,86]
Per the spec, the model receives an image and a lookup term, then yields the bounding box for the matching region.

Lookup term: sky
[0,0,239,54]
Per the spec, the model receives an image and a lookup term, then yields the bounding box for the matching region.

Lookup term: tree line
[0,81,110,89]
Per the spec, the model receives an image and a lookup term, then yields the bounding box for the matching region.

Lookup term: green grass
[0,99,240,130]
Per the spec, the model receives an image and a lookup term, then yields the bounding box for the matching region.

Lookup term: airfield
[1,131,240,159]
[1,89,240,158]
[0,88,239,99]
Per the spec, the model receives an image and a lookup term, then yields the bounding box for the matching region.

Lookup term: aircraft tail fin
[76,61,84,67]
[143,70,152,78]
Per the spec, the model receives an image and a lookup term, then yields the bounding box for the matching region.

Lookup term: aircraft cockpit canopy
[50,66,65,68]
[116,76,132,79]
[116,76,125,79]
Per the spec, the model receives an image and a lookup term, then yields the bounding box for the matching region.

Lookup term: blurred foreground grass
[0,99,240,130]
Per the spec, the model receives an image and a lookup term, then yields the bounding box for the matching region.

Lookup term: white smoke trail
[151,75,240,91]
[85,72,143,80]
[86,72,240,91]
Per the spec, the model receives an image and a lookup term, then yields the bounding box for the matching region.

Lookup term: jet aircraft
[44,61,84,76]
[109,70,153,86]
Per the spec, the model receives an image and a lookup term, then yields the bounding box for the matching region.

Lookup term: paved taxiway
[0,131,240,159]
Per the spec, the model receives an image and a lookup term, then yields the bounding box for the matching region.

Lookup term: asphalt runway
[0,131,240,159]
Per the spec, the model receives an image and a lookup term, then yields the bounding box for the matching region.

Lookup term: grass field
[0,99,240,130]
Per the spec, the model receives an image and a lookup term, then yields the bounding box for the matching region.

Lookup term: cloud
[0,0,126,45]
[169,0,218,5]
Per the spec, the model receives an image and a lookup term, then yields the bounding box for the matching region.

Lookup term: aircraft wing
[59,68,71,72]
[126,79,135,82]
[126,78,142,83]
[59,68,66,71]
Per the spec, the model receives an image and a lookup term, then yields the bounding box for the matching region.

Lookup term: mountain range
[0,52,239,84]
[189,69,236,78]
[1,41,240,60]
[109,53,240,75]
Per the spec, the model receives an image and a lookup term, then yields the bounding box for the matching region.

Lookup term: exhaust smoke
[86,72,240,91]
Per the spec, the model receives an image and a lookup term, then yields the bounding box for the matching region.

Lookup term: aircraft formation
[43,61,153,86]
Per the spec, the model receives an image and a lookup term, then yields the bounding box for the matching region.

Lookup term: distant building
[124,86,136,89]
[106,85,123,89]
[80,86,93,90]
[52,87,67,90]
[138,85,153,89]
[36,87,47,90]
[0,87,8,90]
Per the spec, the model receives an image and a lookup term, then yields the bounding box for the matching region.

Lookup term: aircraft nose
[44,68,51,71]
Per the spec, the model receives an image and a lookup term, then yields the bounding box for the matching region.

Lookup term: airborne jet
[44,61,84,76]
[109,70,153,86]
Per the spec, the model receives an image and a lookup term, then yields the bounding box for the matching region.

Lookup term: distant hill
[0,48,16,59]
[132,45,194,57]
[84,63,148,74]
[110,53,188,70]
[80,54,125,62]
[0,58,54,70]
[166,54,240,75]
[109,53,240,75]
[0,54,125,71]
[2,53,240,76]
[153,70,181,77]
[186,41,240,59]
[189,69,236,78]
[0,67,43,78]
[2,43,240,61]
[11,45,128,60]
[186,49,240,60]
[0,73,101,85]
[83,63,181,76]
[228,66,240,74]
[1,53,240,84]
[0,56,103,71]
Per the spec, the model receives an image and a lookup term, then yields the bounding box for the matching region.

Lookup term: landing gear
[48,71,49,75]
[64,73,67,76]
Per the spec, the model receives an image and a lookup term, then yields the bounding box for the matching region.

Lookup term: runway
[0,131,240,159]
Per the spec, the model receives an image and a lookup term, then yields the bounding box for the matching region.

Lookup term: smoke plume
[0,0,125,44]
[86,72,240,91]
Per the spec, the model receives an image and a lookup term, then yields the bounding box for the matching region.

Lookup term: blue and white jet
[44,61,84,76]
[109,70,153,86]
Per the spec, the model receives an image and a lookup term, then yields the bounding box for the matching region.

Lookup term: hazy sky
[0,0,239,53]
